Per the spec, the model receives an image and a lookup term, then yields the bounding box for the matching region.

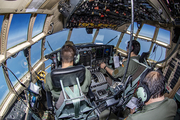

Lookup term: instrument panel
[76,44,114,72]
[45,43,114,71]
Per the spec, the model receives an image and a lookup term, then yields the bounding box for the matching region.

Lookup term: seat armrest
[46,91,53,111]
[87,87,95,102]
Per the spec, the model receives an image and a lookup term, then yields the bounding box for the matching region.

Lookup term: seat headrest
[51,65,85,89]
[139,52,150,63]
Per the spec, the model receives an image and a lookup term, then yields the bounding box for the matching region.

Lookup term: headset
[127,40,140,53]
[136,68,153,103]
[58,41,80,64]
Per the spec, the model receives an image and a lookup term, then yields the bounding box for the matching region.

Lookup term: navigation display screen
[104,47,111,57]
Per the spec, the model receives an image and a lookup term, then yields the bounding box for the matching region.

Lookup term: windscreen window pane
[44,30,69,55]
[7,14,31,49]
[45,67,51,73]
[71,28,94,44]
[127,22,138,33]
[45,60,52,68]
[139,24,156,38]
[32,14,47,37]
[95,29,120,46]
[119,34,130,51]
[0,15,4,37]
[7,51,28,86]
[156,28,170,44]
[137,38,151,56]
[149,44,166,62]
[0,67,9,105]
[31,40,41,66]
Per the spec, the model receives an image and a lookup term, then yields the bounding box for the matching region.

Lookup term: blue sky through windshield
[44,30,69,55]
[157,28,170,44]
[7,51,28,86]
[31,40,42,66]
[139,24,156,38]
[0,15,4,39]
[0,67,9,105]
[71,28,94,44]
[7,14,31,49]
[95,29,121,46]
[32,14,46,37]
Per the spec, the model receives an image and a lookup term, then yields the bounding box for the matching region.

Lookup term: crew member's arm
[100,62,113,75]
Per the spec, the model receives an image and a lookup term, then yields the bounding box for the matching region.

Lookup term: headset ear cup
[57,52,61,62]
[137,84,151,103]
[137,68,153,103]
[74,53,80,64]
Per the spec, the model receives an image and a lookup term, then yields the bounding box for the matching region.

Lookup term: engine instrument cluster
[76,44,114,72]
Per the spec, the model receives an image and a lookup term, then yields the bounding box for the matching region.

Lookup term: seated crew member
[126,71,177,120]
[100,40,141,84]
[44,41,91,109]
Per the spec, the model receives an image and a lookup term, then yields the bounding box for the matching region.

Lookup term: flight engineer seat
[46,65,96,120]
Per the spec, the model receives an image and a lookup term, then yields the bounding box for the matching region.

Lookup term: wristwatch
[104,66,107,69]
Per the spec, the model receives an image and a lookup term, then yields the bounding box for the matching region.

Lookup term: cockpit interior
[0,0,180,120]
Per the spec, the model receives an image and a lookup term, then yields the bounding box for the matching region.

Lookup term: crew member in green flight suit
[100,40,141,84]
[125,70,177,120]
[44,41,91,109]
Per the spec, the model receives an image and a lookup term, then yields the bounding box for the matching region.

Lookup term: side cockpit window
[44,60,52,72]
[149,44,166,62]
[136,38,151,56]
[7,14,31,49]
[139,24,156,38]
[157,28,170,44]
[0,15,4,38]
[32,14,47,38]
[6,51,28,86]
[119,23,168,64]
[127,22,138,33]
[0,67,9,106]
[31,40,42,66]
[119,34,130,51]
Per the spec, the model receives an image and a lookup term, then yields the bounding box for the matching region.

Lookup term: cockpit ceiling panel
[0,0,31,13]
[161,0,180,26]
[162,0,180,18]
[60,0,179,29]
[39,0,60,10]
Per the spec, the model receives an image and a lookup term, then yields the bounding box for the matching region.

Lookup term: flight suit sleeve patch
[114,69,119,75]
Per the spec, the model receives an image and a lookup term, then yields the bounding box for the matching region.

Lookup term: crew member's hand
[100,62,106,69]
[122,58,127,62]
[130,107,136,114]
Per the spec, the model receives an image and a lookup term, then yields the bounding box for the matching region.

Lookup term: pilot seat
[45,65,96,120]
